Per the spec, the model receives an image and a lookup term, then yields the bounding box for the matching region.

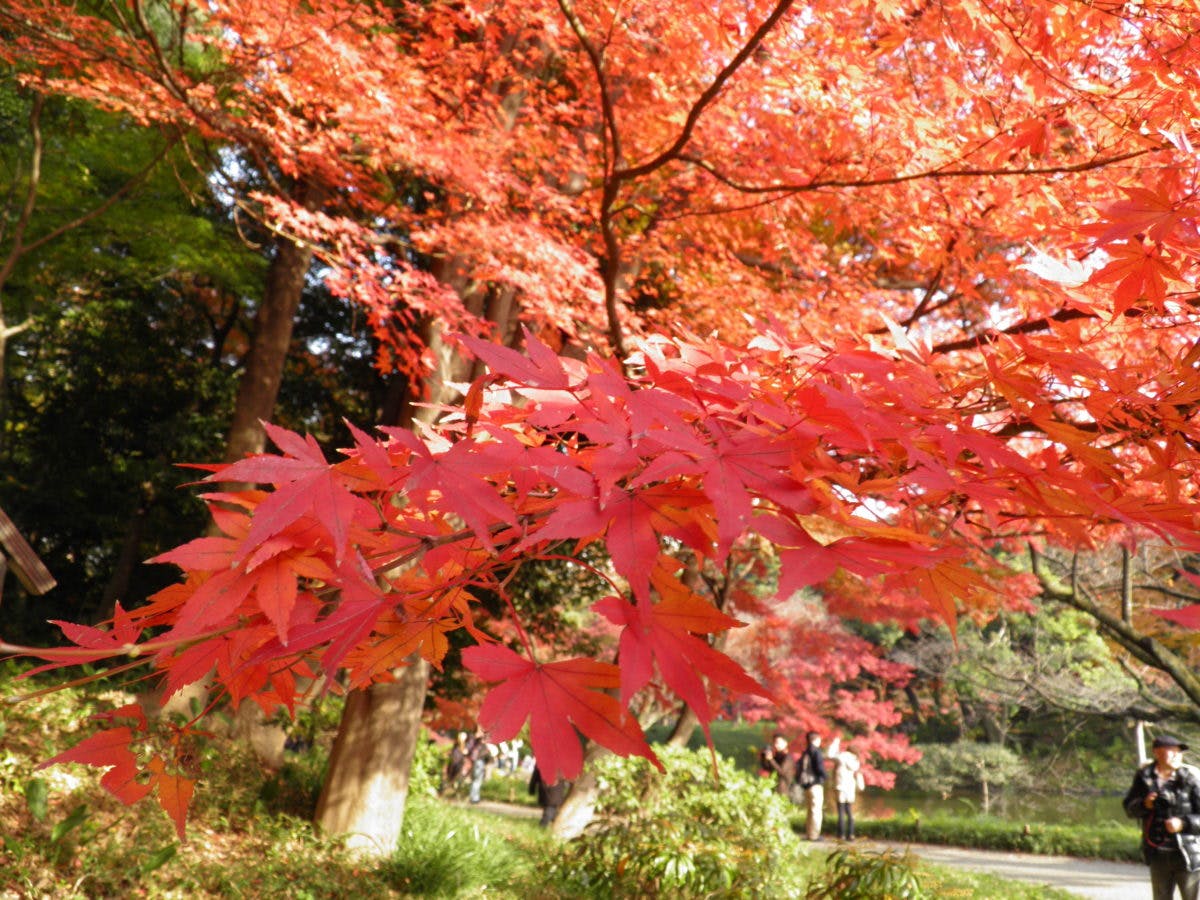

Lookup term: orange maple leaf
[147,756,196,840]
[463,644,661,784]
[1088,240,1180,313]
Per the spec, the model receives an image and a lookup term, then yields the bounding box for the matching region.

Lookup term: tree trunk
[223,222,317,462]
[551,742,609,840]
[314,658,430,855]
[312,279,516,850]
[100,500,148,608]
[665,706,700,747]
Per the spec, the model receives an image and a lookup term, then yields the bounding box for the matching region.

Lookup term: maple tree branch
[1134,583,1200,604]
[904,261,947,327]
[556,0,627,357]
[555,0,620,180]
[678,144,1159,196]
[927,302,1167,354]
[616,0,796,183]
[1031,545,1200,718]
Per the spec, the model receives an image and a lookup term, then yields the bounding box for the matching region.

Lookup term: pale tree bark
[314,657,431,854]
[313,273,517,855]
[551,742,609,840]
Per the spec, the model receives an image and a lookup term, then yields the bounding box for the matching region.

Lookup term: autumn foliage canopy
[4,0,1200,836]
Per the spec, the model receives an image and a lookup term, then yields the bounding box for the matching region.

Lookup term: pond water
[858,789,1131,828]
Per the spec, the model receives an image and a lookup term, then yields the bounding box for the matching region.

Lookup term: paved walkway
[868,840,1149,900]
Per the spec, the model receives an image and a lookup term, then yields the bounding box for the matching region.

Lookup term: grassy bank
[853,812,1140,862]
[0,666,1104,897]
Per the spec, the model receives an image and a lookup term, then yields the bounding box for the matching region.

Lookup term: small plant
[378,795,542,897]
[806,847,929,900]
[539,744,805,898]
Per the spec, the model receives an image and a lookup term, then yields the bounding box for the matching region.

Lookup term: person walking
[467,728,495,804]
[797,730,827,841]
[1123,734,1200,900]
[528,765,569,827]
[831,741,864,841]
[441,731,471,797]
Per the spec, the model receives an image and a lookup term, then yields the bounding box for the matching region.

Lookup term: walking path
[866,840,1149,900]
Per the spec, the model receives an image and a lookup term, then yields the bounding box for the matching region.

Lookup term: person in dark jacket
[797,731,827,840]
[1123,734,1200,900]
[528,765,568,827]
[758,732,798,800]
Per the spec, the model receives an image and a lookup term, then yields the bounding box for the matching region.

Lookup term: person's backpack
[798,751,815,788]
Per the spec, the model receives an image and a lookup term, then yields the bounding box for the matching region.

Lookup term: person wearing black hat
[1124,735,1200,900]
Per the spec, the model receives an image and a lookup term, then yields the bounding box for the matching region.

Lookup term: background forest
[2,1,1200,895]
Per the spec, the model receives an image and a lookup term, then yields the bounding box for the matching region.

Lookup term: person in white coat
[830,740,864,841]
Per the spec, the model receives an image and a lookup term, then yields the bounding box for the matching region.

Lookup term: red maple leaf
[459,329,571,389]
[40,726,152,805]
[1097,184,1189,244]
[1153,605,1200,629]
[384,427,521,552]
[211,422,369,564]
[1088,239,1181,313]
[593,588,770,742]
[462,644,660,784]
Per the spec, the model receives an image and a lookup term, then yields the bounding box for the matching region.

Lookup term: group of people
[758,730,864,841]
[441,729,497,804]
[441,727,567,827]
[757,728,1200,899]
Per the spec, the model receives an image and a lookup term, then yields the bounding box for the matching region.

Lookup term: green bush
[806,847,929,899]
[538,744,805,898]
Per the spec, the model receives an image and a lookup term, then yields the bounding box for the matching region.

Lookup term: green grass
[856,812,1141,862]
[0,666,1114,898]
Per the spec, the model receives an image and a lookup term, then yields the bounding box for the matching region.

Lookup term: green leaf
[140,843,178,874]
[50,804,90,844]
[24,777,49,822]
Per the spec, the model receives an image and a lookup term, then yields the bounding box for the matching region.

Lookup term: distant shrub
[858,812,1141,862]
[539,744,805,898]
[806,846,929,899]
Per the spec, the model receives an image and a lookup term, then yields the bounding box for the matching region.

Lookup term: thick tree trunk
[550,742,609,840]
[315,658,430,855]
[223,228,316,461]
[312,279,516,850]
